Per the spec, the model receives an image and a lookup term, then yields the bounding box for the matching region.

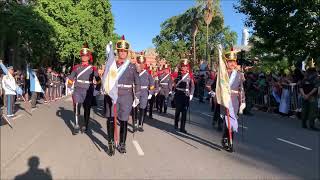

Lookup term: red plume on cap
[121,35,125,40]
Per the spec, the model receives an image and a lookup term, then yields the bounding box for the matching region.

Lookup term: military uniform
[148,67,158,119]
[173,59,195,133]
[104,36,140,155]
[220,48,245,152]
[158,64,172,113]
[136,53,155,131]
[68,46,101,134]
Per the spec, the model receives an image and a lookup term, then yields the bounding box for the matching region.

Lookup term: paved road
[1,96,319,179]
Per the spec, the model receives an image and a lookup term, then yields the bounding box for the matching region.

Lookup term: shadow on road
[56,107,75,135]
[144,117,222,151]
[14,156,52,180]
[85,118,109,153]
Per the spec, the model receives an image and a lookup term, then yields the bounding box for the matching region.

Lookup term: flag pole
[226,108,233,146]
[113,104,118,146]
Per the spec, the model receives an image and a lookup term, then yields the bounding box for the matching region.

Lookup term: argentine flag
[102,42,118,104]
[28,67,44,93]
[0,61,23,95]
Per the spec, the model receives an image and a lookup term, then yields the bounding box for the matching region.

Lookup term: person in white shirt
[2,66,17,117]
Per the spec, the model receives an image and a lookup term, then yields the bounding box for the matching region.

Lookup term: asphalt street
[1,96,319,179]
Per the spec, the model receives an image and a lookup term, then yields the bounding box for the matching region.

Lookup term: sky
[110,0,247,52]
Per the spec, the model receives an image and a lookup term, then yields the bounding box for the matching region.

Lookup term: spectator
[299,68,319,130]
[198,74,206,103]
[2,66,17,117]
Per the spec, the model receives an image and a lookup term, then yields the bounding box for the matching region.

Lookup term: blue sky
[110,0,246,51]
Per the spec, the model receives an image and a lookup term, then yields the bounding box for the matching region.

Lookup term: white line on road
[132,140,144,156]
[200,112,213,117]
[276,138,312,151]
[12,114,23,120]
[2,130,45,169]
[238,125,248,129]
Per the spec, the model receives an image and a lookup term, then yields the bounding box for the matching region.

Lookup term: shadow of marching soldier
[14,156,52,180]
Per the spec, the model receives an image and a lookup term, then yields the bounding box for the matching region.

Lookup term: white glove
[50,83,53,86]
[169,91,172,95]
[209,91,216,97]
[132,98,140,108]
[155,93,158,96]
[148,94,152,100]
[189,95,193,101]
[93,90,99,96]
[239,103,246,114]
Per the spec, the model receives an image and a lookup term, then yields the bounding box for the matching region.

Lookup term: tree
[235,0,320,66]
[153,2,237,69]
[0,0,116,69]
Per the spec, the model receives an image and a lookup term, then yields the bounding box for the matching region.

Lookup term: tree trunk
[206,23,210,69]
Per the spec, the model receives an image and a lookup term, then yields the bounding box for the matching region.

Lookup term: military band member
[221,48,245,152]
[156,66,163,112]
[158,64,172,114]
[67,45,101,135]
[104,36,140,155]
[136,53,155,132]
[45,67,53,102]
[173,59,195,133]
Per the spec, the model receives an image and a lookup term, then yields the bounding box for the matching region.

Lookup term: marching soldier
[173,59,195,133]
[221,48,245,152]
[156,65,163,112]
[136,53,155,132]
[148,65,158,119]
[67,44,101,135]
[104,36,140,155]
[158,64,172,113]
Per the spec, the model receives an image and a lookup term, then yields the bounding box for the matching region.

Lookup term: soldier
[158,64,172,113]
[136,52,155,132]
[156,65,163,112]
[67,44,101,135]
[221,48,245,152]
[148,65,158,119]
[173,59,195,133]
[104,36,140,155]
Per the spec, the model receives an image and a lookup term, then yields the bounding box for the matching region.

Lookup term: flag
[0,61,23,95]
[102,42,118,104]
[215,44,231,108]
[28,67,44,93]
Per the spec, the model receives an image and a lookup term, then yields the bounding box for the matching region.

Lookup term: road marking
[238,125,248,129]
[132,140,144,156]
[200,112,213,117]
[12,114,23,120]
[2,130,45,169]
[276,138,312,151]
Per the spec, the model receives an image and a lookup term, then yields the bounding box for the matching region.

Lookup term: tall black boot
[132,107,138,132]
[180,110,187,133]
[107,117,115,156]
[82,106,90,133]
[174,108,180,129]
[164,97,168,114]
[118,120,128,154]
[73,103,81,135]
[138,108,145,132]
[149,96,154,119]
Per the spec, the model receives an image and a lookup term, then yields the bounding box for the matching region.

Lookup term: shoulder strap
[176,73,189,87]
[160,74,169,83]
[139,70,146,77]
[77,65,92,79]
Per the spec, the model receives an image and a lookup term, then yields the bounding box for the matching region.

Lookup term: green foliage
[153,2,237,68]
[0,0,116,69]
[235,0,320,66]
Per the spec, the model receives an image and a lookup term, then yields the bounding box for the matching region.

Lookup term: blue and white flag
[0,62,23,95]
[28,67,44,93]
[102,42,119,104]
